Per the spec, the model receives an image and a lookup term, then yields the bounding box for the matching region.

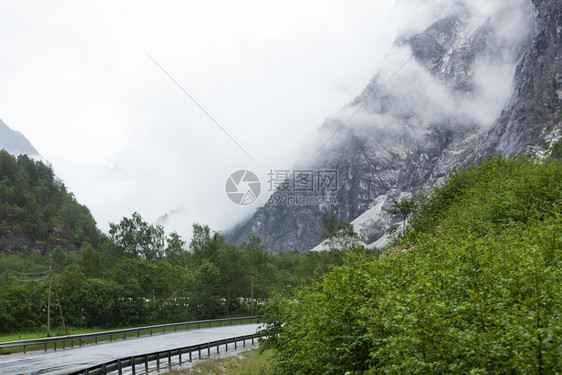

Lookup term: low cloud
[311,0,533,158]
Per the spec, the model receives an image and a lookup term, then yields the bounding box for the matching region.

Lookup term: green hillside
[261,156,562,374]
[0,150,98,253]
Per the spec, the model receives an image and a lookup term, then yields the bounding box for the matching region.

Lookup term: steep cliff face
[229,0,562,252]
[470,0,562,158]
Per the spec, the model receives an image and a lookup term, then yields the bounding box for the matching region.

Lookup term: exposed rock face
[0,210,78,255]
[229,0,562,253]
[470,0,562,158]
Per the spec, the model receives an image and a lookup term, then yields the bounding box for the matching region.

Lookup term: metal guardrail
[67,332,264,375]
[0,316,257,354]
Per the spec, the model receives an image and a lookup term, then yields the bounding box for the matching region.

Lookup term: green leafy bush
[262,156,562,374]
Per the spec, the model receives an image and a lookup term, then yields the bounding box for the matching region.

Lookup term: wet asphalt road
[0,323,261,375]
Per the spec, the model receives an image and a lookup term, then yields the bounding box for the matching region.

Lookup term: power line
[2,267,50,276]
[146,53,256,162]
[16,276,49,282]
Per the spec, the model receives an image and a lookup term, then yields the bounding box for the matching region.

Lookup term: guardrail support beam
[0,316,258,355]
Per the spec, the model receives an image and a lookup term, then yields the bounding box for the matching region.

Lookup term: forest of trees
[261,156,562,374]
[0,150,98,249]
[0,150,378,333]
[0,216,378,332]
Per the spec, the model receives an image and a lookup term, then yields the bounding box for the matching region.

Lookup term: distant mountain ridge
[0,119,41,158]
[228,0,562,252]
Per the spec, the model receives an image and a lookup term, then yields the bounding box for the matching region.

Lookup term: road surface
[0,323,261,375]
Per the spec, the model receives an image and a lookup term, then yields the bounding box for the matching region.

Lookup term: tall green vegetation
[1,204,372,332]
[0,150,98,248]
[261,156,562,374]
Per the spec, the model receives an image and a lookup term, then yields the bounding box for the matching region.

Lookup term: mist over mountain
[228,0,562,252]
[0,119,41,159]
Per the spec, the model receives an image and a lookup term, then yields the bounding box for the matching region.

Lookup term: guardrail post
[225,339,228,351]
[0,316,256,356]
[47,331,263,375]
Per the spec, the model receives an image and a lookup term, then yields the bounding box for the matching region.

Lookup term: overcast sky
[0,0,411,239]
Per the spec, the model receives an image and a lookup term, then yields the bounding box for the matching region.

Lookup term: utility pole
[47,267,52,336]
[51,269,67,335]
[250,274,254,315]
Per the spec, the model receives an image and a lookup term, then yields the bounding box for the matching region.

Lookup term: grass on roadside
[166,349,274,375]
[0,327,103,342]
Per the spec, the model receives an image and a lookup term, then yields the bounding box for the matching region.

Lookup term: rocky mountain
[0,119,42,159]
[228,0,562,253]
